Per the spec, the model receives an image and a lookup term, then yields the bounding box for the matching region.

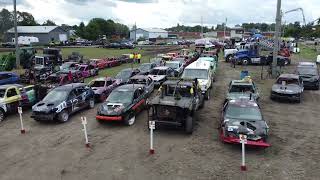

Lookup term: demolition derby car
[128,75,155,96]
[148,66,176,87]
[148,79,204,134]
[31,83,95,122]
[220,99,270,147]
[295,62,320,90]
[270,74,304,103]
[96,84,147,126]
[226,77,260,101]
[88,77,120,102]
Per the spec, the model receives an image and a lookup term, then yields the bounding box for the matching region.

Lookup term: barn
[5,26,69,44]
[130,28,168,41]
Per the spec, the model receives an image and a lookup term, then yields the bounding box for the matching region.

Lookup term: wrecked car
[295,62,319,90]
[96,84,147,126]
[226,77,260,101]
[148,66,175,87]
[148,79,204,134]
[31,83,95,122]
[88,77,120,102]
[138,62,157,75]
[128,75,154,96]
[165,61,184,77]
[115,68,140,84]
[270,74,304,103]
[220,99,270,147]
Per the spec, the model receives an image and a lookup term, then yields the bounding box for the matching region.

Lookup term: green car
[20,85,36,105]
[226,78,260,101]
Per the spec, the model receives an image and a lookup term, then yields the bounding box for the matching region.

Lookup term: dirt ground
[0,52,319,180]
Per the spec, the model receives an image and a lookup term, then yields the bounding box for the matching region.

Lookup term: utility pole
[223,18,227,44]
[134,22,137,42]
[272,0,282,77]
[201,16,203,38]
[13,0,20,69]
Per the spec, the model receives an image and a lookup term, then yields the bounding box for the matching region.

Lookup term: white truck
[12,36,39,45]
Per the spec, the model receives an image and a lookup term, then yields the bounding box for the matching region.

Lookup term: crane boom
[283,8,306,26]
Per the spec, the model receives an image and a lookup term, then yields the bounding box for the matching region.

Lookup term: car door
[74,86,87,109]
[68,90,81,113]
[132,88,145,113]
[146,77,154,95]
[4,88,20,112]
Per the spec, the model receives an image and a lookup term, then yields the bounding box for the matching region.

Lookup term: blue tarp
[252,34,264,39]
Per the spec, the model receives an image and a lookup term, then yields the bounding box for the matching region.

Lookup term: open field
[0,47,319,179]
[299,44,319,60]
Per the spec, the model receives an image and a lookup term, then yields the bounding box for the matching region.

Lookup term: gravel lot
[0,53,319,180]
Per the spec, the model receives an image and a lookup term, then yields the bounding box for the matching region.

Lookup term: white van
[182,60,213,100]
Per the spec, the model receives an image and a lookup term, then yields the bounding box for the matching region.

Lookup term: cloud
[117,0,158,3]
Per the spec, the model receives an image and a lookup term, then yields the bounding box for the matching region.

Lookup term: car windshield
[115,70,132,79]
[182,69,208,79]
[43,89,69,102]
[0,89,5,98]
[89,80,105,87]
[139,64,151,71]
[78,66,85,71]
[166,62,179,69]
[230,85,254,93]
[106,90,133,104]
[276,77,299,85]
[165,85,192,97]
[128,78,147,85]
[225,105,262,121]
[296,67,318,76]
[150,69,166,75]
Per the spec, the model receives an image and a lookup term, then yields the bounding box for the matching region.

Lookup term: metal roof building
[130,28,168,41]
[5,26,68,44]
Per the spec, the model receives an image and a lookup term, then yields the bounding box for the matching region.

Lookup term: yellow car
[0,84,30,122]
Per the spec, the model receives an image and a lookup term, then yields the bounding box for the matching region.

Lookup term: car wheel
[284,59,289,66]
[185,116,194,134]
[58,110,69,122]
[124,114,136,126]
[88,98,95,109]
[242,58,250,65]
[226,54,232,62]
[296,94,301,103]
[0,109,5,122]
[205,90,210,100]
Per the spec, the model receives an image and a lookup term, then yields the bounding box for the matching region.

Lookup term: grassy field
[298,44,319,60]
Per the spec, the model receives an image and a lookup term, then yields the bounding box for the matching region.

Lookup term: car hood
[272,84,302,94]
[98,102,130,116]
[224,118,269,140]
[32,100,64,113]
[148,75,166,81]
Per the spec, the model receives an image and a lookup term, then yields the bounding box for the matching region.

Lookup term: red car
[105,58,120,67]
[90,59,108,69]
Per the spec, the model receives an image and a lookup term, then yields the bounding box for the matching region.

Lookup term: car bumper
[31,112,55,121]
[303,81,319,89]
[219,131,270,147]
[96,115,123,121]
[270,92,300,101]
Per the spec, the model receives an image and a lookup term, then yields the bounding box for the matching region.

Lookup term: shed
[130,28,168,41]
[5,26,68,44]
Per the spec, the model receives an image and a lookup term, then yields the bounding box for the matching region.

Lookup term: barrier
[18,107,25,134]
[149,121,155,154]
[81,116,90,148]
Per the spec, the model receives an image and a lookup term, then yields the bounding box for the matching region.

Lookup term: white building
[130,28,168,41]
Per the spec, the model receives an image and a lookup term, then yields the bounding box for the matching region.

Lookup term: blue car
[0,72,20,85]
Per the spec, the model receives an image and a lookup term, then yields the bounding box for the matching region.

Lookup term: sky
[1,0,320,29]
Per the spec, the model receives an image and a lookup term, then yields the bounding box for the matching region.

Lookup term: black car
[96,84,147,126]
[220,99,270,147]
[31,83,95,122]
[138,63,157,75]
[115,68,140,84]
[295,63,319,90]
[120,42,135,49]
[270,74,304,103]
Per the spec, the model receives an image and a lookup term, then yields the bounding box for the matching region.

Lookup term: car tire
[124,114,136,126]
[88,98,95,109]
[226,54,232,62]
[0,109,5,122]
[185,116,194,134]
[242,58,250,66]
[58,110,69,123]
[296,94,301,103]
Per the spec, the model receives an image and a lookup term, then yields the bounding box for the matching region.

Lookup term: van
[182,60,212,100]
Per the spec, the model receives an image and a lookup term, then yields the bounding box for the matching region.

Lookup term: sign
[81,117,87,125]
[239,134,247,144]
[149,121,155,130]
[18,107,22,114]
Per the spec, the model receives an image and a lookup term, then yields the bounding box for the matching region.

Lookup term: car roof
[115,84,144,92]
[278,73,299,79]
[185,60,211,69]
[130,75,149,80]
[166,61,180,64]
[0,84,23,89]
[227,99,259,107]
[153,66,170,70]
[92,77,113,81]
[231,79,253,85]
[54,83,86,91]
[298,62,316,66]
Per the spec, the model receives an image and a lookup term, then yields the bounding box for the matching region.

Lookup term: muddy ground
[0,52,319,180]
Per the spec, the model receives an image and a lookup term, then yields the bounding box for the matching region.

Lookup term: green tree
[42,19,56,26]
[17,11,38,25]
[0,8,13,37]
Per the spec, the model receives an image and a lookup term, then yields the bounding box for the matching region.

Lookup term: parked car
[105,58,120,67]
[96,84,147,126]
[90,59,108,69]
[0,84,30,121]
[77,64,99,78]
[60,62,78,71]
[165,61,184,77]
[197,57,218,80]
[270,74,304,103]
[0,72,20,85]
[226,77,260,101]
[220,99,270,147]
[182,61,213,100]
[31,83,95,122]
[120,42,135,49]
[128,75,154,96]
[148,66,175,87]
[21,85,36,105]
[88,77,120,102]
[115,68,140,84]
[138,63,157,75]
[148,79,204,134]
[295,62,319,90]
